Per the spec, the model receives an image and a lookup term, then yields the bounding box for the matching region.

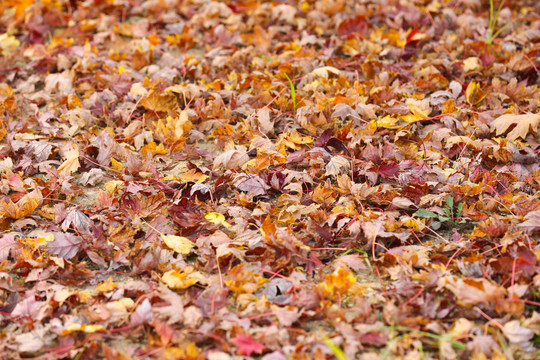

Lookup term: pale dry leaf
[253,107,274,135]
[490,113,540,140]
[392,197,415,209]
[161,234,195,255]
[216,243,245,261]
[325,155,350,177]
[438,276,506,305]
[311,66,340,79]
[463,57,481,72]
[130,298,154,326]
[44,71,73,94]
[213,149,249,170]
[0,233,16,261]
[62,209,93,235]
[502,320,534,344]
[57,143,80,174]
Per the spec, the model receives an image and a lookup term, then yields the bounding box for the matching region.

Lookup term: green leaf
[437,215,450,222]
[445,196,454,209]
[432,221,441,230]
[457,202,463,217]
[415,209,438,218]
[444,208,452,218]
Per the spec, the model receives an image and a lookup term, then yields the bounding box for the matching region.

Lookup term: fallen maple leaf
[161,269,198,290]
[325,155,350,177]
[438,276,506,305]
[233,335,265,356]
[205,212,232,228]
[502,320,534,346]
[130,298,154,326]
[0,33,20,55]
[0,191,41,219]
[213,149,249,170]
[490,113,540,140]
[46,232,82,260]
[161,234,195,255]
[61,323,106,335]
[57,143,80,174]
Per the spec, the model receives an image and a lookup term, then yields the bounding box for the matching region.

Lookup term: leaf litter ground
[1,1,540,359]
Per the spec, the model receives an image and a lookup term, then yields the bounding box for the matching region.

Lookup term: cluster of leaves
[1,0,540,359]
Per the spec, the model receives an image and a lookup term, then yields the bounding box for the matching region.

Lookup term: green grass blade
[324,337,349,360]
[284,73,296,111]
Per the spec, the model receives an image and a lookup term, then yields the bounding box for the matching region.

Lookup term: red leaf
[374,162,400,178]
[337,15,367,37]
[233,335,265,356]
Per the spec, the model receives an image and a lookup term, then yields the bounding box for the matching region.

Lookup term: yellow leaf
[179,169,208,183]
[465,82,486,106]
[0,33,20,56]
[376,115,400,129]
[402,98,430,123]
[402,217,422,231]
[317,267,356,298]
[162,269,198,289]
[142,89,176,112]
[463,57,481,72]
[62,323,106,335]
[104,180,123,195]
[19,234,54,248]
[205,212,232,228]
[161,234,194,255]
[0,192,40,219]
[110,157,124,171]
[96,276,117,293]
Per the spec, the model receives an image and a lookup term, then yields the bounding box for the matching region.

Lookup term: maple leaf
[317,267,357,298]
[161,269,198,290]
[490,113,540,140]
[438,276,506,305]
[0,233,16,261]
[233,335,265,356]
[325,155,350,177]
[0,33,20,55]
[46,232,82,260]
[61,209,93,235]
[502,320,534,347]
[11,292,48,319]
[241,25,270,52]
[205,212,232,228]
[57,143,80,175]
[61,323,106,335]
[233,173,270,196]
[161,234,195,255]
[0,191,41,219]
[213,149,249,170]
[130,298,154,326]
